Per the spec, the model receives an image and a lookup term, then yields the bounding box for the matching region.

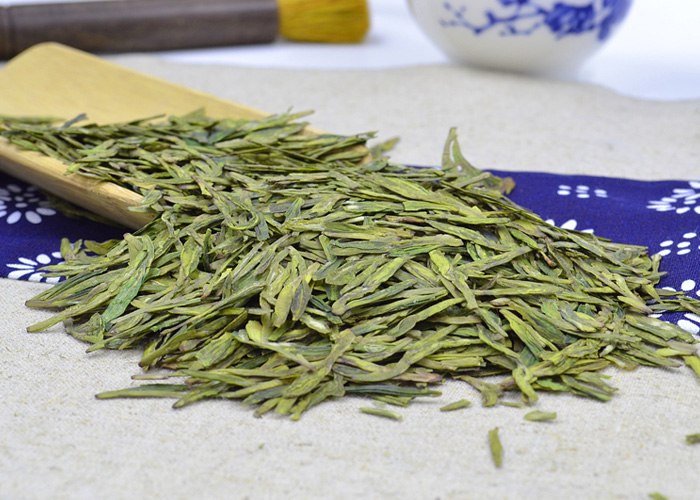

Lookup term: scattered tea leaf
[439,398,471,412]
[686,433,700,444]
[359,406,402,420]
[524,410,557,422]
[488,427,504,468]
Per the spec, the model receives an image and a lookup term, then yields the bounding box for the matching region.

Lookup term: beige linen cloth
[1,56,699,500]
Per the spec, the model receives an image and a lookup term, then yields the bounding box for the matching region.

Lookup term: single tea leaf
[488,427,504,468]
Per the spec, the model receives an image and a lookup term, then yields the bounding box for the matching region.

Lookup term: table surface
[3,0,700,101]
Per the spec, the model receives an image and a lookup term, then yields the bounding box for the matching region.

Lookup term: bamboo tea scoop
[0,43,291,229]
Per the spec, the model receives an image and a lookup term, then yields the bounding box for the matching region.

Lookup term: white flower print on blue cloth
[656,232,700,257]
[487,169,700,338]
[647,181,700,215]
[545,218,594,233]
[557,184,607,199]
[653,280,700,335]
[0,183,57,225]
[7,251,63,283]
[0,172,124,283]
[677,313,700,335]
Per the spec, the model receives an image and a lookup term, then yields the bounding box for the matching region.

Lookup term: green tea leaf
[524,410,557,421]
[488,427,504,468]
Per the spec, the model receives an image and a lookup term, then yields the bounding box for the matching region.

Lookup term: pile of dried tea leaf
[2,110,699,419]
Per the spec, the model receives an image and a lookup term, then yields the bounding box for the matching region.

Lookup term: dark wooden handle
[0,0,279,59]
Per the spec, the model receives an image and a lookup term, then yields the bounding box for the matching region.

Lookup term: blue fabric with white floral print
[440,0,632,40]
[0,173,125,283]
[1,169,698,335]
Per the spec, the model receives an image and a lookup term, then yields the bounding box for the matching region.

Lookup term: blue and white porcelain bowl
[407,0,633,74]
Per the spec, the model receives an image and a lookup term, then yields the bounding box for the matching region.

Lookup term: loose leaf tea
[1,110,699,420]
[359,406,403,420]
[686,433,700,445]
[488,427,503,468]
[440,399,472,412]
[524,410,557,422]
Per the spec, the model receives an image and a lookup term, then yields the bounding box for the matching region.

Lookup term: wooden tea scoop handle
[0,139,155,229]
[0,0,279,60]
[0,43,281,230]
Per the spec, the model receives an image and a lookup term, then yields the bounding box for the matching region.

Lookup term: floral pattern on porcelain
[440,0,633,40]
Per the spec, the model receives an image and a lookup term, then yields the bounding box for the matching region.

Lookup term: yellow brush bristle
[277,0,369,44]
